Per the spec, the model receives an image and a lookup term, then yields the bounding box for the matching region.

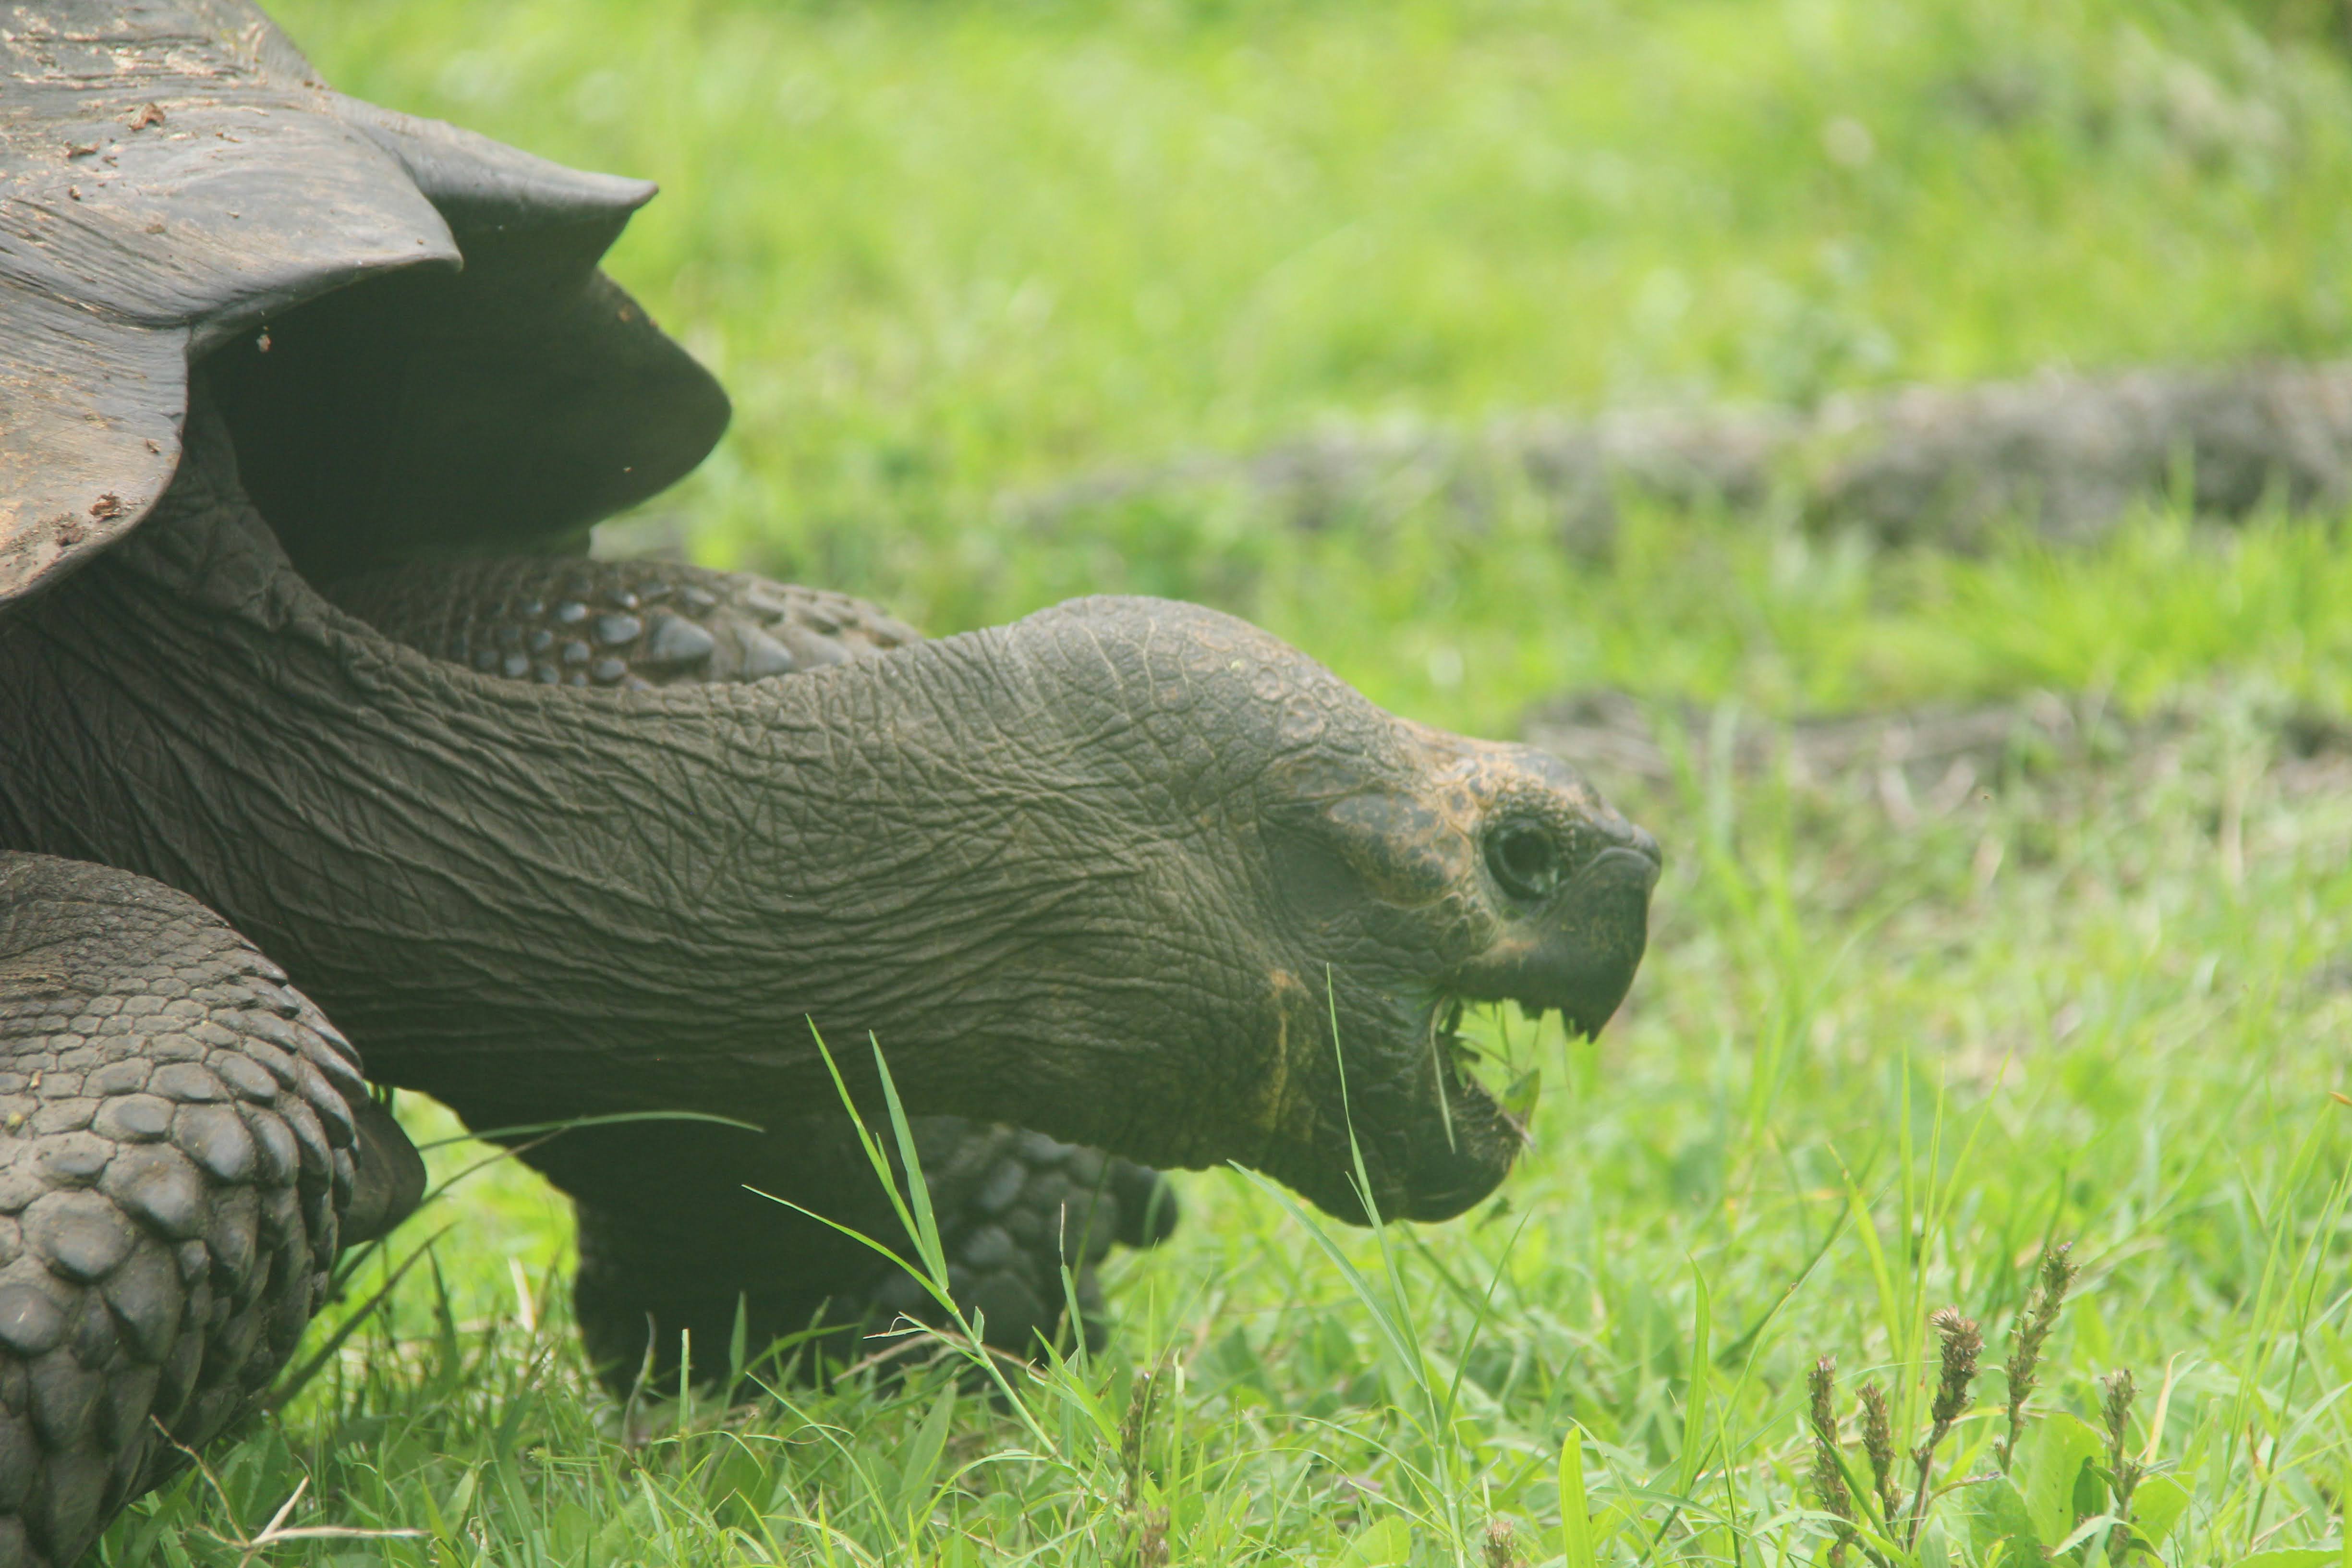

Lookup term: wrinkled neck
[0,429,1202,1154]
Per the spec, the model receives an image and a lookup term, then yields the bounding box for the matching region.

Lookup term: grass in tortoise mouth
[1426,997,1547,1151]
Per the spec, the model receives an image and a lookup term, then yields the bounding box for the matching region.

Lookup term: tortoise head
[899,596,1659,1225]
[1250,720,1659,1223]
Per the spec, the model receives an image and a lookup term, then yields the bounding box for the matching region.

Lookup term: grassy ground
[96,0,2352,1562]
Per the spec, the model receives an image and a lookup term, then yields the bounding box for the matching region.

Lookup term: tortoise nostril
[1485,823,1561,900]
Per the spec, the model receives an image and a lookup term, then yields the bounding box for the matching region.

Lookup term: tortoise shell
[0,0,727,608]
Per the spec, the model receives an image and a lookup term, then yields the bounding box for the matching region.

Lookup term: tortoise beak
[1454,812,1659,1035]
[1532,833,1661,1038]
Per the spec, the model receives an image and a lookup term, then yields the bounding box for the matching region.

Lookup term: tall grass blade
[1561,1424,1599,1568]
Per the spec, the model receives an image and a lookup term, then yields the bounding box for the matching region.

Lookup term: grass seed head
[1484,1518,1527,1568]
[2001,1242,2078,1471]
[2101,1370,2143,1497]
[2008,1243,2078,1399]
[2040,1242,2081,1300]
[1132,1505,1169,1568]
[1900,1311,1984,1550]
[1808,1356,1841,1446]
[1807,1357,1858,1565]
[1860,1382,1900,1523]
[2101,1369,2143,1556]
[1928,1309,1983,1429]
[2100,1367,2136,1449]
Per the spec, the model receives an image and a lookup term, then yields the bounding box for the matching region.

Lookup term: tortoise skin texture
[337,559,1176,1384]
[330,559,921,689]
[0,857,365,1568]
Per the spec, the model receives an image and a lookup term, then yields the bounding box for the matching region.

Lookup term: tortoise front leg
[0,853,415,1567]
[545,1116,1178,1395]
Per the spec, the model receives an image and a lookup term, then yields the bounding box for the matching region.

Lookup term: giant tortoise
[0,2,1660,1560]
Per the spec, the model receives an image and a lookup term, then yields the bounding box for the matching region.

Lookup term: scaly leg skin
[0,853,414,1568]
[329,559,1181,1385]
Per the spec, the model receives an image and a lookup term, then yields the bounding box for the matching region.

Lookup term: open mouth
[1425,941,1642,1138]
[1425,994,1555,1152]
[1381,847,1658,1221]
[1309,992,1532,1227]
[1431,995,1485,1131]
[1285,809,1659,1228]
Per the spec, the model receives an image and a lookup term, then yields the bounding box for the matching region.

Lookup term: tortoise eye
[1485,823,1561,900]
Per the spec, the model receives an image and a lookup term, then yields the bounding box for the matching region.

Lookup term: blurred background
[274,0,2352,737]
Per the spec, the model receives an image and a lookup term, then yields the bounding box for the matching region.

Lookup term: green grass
[94,0,2352,1561]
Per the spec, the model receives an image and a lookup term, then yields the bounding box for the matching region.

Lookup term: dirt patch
[1019,359,2352,550]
